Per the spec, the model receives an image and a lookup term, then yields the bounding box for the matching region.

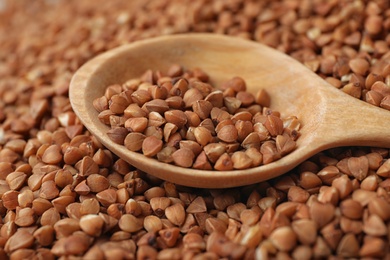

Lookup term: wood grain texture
[69,33,390,188]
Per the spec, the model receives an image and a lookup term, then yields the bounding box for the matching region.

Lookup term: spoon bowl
[70,33,390,188]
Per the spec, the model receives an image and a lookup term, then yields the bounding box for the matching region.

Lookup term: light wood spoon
[70,33,390,188]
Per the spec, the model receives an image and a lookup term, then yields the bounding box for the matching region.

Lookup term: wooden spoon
[70,33,390,188]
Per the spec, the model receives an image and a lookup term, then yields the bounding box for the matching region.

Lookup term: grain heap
[0,0,389,259]
[95,67,300,170]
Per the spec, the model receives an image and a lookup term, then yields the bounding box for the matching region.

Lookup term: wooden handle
[309,82,390,150]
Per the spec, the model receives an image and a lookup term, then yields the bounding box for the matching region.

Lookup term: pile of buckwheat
[95,67,300,171]
[0,0,389,259]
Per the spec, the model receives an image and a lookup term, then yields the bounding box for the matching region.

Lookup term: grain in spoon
[70,34,390,188]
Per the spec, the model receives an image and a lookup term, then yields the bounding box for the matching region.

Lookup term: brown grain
[1,0,390,259]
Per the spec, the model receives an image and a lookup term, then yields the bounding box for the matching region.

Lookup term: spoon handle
[315,86,390,149]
